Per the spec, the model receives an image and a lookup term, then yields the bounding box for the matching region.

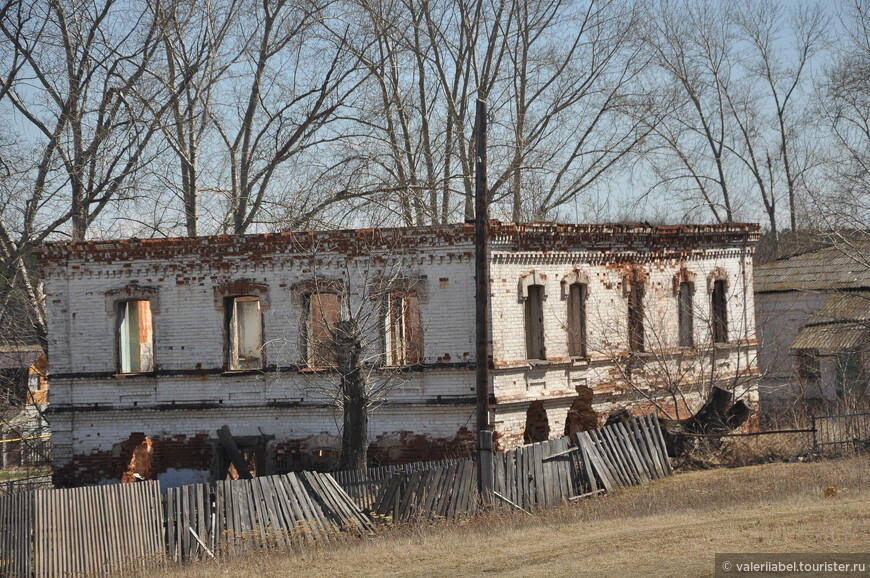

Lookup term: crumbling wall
[488,226,759,450]
[38,222,760,481]
[49,404,476,487]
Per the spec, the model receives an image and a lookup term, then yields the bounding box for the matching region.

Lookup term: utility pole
[474,98,493,503]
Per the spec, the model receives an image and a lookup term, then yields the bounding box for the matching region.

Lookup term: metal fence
[679,403,870,466]
[813,409,870,455]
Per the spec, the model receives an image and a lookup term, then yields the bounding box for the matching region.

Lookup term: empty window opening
[227,296,263,370]
[678,281,694,347]
[523,401,550,444]
[795,348,821,386]
[628,281,645,353]
[564,385,598,438]
[568,283,588,357]
[711,280,728,343]
[305,292,340,368]
[525,285,546,360]
[386,290,422,366]
[118,300,153,373]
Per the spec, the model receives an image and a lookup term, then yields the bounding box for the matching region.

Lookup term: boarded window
[795,348,821,384]
[628,282,644,353]
[306,292,340,368]
[678,281,694,347]
[118,300,153,373]
[568,283,588,357]
[385,291,421,366]
[711,280,728,343]
[227,296,262,370]
[525,285,545,360]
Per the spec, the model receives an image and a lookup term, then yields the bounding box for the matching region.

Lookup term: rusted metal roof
[755,241,870,292]
[790,292,870,351]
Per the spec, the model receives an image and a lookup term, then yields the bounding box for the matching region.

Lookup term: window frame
[835,350,862,398]
[711,279,728,344]
[384,289,422,367]
[525,284,546,360]
[303,291,341,369]
[567,282,588,358]
[678,281,695,348]
[225,295,264,371]
[116,299,155,374]
[795,348,821,384]
[627,280,645,354]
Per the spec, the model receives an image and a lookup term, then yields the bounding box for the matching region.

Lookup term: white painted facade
[39,223,760,486]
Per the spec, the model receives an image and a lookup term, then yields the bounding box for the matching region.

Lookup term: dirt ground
[152,456,870,577]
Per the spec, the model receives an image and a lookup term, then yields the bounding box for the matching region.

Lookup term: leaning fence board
[617,422,648,484]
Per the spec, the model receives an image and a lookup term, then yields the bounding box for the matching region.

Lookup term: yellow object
[0,434,50,444]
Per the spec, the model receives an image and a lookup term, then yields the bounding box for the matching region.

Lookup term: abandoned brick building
[37,222,760,487]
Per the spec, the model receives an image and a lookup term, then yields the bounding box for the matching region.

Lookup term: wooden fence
[574,414,673,492]
[0,472,372,573]
[0,481,165,578]
[332,459,465,511]
[371,459,479,523]
[492,436,582,511]
[165,472,374,562]
[364,414,673,520]
[1,414,674,574]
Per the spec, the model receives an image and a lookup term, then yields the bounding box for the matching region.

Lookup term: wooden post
[217,425,253,480]
[474,98,492,501]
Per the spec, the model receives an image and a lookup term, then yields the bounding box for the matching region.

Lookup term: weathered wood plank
[648,414,673,475]
[578,431,615,492]
[599,426,633,486]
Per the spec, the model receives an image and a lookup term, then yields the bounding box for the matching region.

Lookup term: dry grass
[148,456,870,577]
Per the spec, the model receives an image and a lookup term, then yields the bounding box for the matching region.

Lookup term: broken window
[118,300,154,373]
[678,281,694,348]
[385,290,422,366]
[525,285,546,360]
[226,296,263,370]
[567,283,588,357]
[305,292,340,368]
[795,348,821,384]
[711,280,728,343]
[628,281,645,353]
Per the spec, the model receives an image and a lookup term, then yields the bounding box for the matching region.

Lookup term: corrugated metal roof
[791,323,868,350]
[809,292,870,324]
[754,240,870,292]
[789,292,870,351]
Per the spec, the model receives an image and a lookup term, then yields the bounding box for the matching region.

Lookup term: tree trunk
[336,321,368,470]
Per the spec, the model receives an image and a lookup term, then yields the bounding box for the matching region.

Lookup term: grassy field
[151,456,870,577]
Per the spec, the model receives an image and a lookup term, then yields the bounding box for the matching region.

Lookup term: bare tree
[206,0,368,234]
[149,0,241,236]
[268,237,423,470]
[640,0,827,251]
[817,0,870,237]
[494,0,653,221]
[0,0,185,345]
